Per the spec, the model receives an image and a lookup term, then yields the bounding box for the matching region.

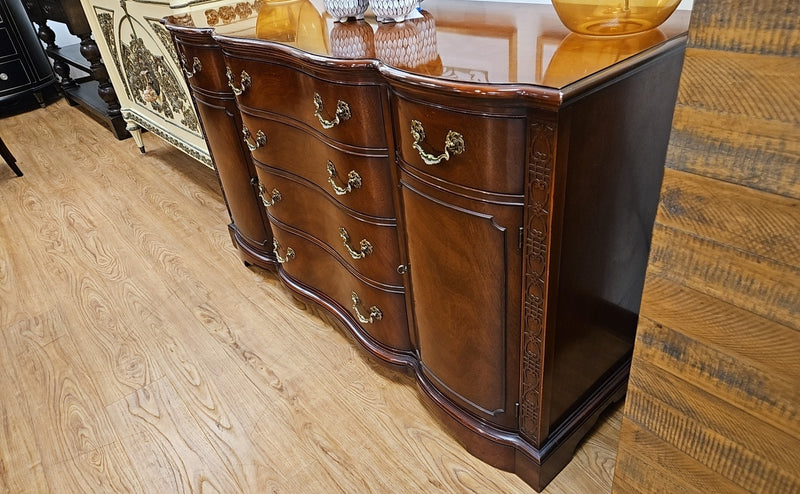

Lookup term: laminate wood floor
[0,100,619,493]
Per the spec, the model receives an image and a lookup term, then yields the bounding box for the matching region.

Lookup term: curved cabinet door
[193,91,273,255]
[170,27,274,264]
[400,170,523,429]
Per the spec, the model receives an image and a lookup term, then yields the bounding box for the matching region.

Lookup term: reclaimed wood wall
[612,1,800,492]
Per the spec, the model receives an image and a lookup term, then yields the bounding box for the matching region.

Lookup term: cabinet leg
[52,59,77,90]
[126,122,145,153]
[33,92,46,108]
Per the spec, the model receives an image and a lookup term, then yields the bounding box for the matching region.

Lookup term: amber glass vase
[256,0,328,52]
[550,0,681,36]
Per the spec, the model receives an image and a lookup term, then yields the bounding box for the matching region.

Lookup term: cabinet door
[193,92,272,253]
[171,29,273,262]
[400,171,523,429]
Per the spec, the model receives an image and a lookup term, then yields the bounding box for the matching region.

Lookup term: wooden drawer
[0,28,17,58]
[224,57,386,148]
[271,222,411,352]
[255,165,403,288]
[0,59,31,92]
[241,113,396,219]
[175,40,230,93]
[393,95,527,195]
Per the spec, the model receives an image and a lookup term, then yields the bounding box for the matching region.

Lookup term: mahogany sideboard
[165,2,689,489]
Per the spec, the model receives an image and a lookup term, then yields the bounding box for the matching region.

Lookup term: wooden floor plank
[8,311,142,492]
[105,379,255,494]
[0,319,49,493]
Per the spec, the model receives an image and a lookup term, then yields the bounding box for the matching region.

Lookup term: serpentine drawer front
[166,3,689,490]
[393,95,528,195]
[223,57,387,148]
[240,113,396,218]
[269,221,411,352]
[253,164,404,288]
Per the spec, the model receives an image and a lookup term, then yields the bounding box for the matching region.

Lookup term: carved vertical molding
[520,120,556,446]
[95,9,130,99]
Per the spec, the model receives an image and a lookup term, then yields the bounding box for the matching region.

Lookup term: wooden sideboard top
[165,0,689,91]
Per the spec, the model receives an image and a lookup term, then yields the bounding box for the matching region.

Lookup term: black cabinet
[0,0,55,107]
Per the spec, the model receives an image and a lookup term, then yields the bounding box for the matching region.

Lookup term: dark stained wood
[21,0,129,139]
[166,2,689,490]
[245,116,396,219]
[0,0,56,109]
[612,1,800,491]
[256,167,403,288]
[171,26,276,268]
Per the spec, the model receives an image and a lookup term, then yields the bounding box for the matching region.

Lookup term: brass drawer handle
[351,291,382,324]
[257,182,281,207]
[181,54,202,79]
[314,92,351,129]
[339,227,373,260]
[326,160,362,195]
[226,66,251,95]
[243,125,267,151]
[410,119,465,165]
[273,239,295,264]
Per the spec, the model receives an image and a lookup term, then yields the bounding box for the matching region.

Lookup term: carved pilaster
[520,120,556,447]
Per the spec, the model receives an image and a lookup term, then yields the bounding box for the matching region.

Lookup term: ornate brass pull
[273,239,295,264]
[339,227,373,260]
[326,160,362,195]
[410,119,465,165]
[257,182,281,207]
[243,126,267,151]
[180,54,202,79]
[314,92,351,129]
[351,291,382,324]
[226,66,251,96]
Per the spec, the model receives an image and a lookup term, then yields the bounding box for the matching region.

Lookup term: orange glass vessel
[551,0,681,36]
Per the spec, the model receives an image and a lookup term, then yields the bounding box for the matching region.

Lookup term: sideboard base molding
[229,224,276,269]
[414,353,629,490]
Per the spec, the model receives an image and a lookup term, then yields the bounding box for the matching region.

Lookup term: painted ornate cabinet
[167,1,689,490]
[74,0,235,164]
